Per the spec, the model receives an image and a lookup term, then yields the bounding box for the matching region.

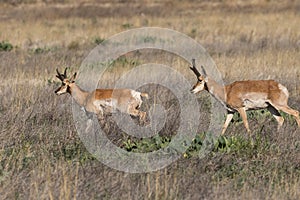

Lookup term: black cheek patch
[204,82,208,90]
[67,86,72,94]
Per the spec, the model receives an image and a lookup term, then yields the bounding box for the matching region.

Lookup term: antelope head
[55,68,77,95]
[189,59,208,94]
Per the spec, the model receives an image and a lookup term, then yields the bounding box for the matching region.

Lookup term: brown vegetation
[0,0,299,199]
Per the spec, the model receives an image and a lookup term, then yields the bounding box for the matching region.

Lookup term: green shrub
[0,41,13,51]
[122,23,133,29]
[122,135,171,153]
[94,37,105,45]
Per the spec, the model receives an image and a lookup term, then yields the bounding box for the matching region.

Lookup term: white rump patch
[130,90,143,107]
[278,83,289,97]
[131,90,142,101]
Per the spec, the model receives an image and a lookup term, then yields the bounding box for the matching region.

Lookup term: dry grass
[0,0,300,199]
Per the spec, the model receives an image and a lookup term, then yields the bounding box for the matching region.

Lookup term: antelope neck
[206,77,227,103]
[69,83,89,106]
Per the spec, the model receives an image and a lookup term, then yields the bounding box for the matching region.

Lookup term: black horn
[56,68,64,81]
[189,58,201,77]
[201,65,207,76]
[63,67,67,78]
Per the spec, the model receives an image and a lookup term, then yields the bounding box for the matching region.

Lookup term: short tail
[141,93,149,99]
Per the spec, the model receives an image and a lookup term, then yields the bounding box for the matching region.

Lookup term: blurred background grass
[0,0,300,199]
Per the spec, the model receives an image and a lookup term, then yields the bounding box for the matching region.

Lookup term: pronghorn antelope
[55,68,149,123]
[189,59,300,135]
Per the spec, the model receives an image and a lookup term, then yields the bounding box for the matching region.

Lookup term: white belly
[243,99,268,110]
[242,92,269,110]
[93,99,118,112]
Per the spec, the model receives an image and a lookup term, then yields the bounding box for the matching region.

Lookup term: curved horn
[56,68,61,76]
[201,66,207,76]
[56,68,64,81]
[189,58,201,77]
[63,68,68,78]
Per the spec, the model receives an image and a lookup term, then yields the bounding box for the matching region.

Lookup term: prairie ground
[0,0,300,199]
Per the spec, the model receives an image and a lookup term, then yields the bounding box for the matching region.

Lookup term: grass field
[0,0,300,199]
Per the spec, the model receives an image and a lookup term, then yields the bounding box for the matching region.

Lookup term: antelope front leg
[237,107,250,133]
[221,112,234,135]
[94,107,105,122]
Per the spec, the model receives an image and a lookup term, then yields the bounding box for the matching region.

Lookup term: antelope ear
[70,72,77,82]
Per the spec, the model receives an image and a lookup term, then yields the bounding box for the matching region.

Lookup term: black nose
[54,87,60,94]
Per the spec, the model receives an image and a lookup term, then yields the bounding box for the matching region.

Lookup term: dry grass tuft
[0,0,300,199]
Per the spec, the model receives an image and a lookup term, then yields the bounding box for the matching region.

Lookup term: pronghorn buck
[55,68,149,123]
[189,59,300,135]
